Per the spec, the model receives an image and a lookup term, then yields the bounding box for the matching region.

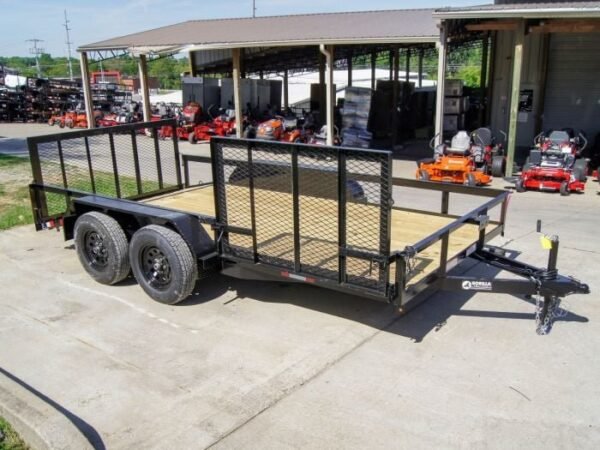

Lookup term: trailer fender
[68,196,215,259]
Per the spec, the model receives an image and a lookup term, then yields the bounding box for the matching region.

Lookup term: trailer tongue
[27,120,589,334]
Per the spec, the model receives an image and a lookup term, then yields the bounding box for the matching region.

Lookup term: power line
[63,10,74,81]
[26,38,44,78]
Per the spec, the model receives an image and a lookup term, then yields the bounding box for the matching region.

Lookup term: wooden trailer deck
[146,185,482,285]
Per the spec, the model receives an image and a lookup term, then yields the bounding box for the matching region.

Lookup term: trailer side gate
[28,119,183,230]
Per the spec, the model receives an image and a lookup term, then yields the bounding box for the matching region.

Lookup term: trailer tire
[515,179,526,193]
[491,156,505,177]
[129,225,196,305]
[560,181,570,196]
[74,212,130,285]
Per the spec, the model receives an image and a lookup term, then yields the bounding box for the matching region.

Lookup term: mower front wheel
[515,179,526,193]
[491,156,505,177]
[573,159,588,182]
[560,181,570,196]
[418,169,430,181]
[465,173,477,187]
[188,133,197,144]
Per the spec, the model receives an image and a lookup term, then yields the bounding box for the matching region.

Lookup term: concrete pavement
[0,123,599,449]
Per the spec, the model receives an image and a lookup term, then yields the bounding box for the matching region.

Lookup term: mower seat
[446,131,471,156]
[472,128,493,147]
[529,150,543,166]
[445,147,470,156]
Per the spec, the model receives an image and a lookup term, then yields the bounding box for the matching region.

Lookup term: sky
[0,0,483,58]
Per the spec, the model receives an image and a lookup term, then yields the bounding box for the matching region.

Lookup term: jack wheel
[130,225,197,304]
[560,181,570,196]
[74,212,130,285]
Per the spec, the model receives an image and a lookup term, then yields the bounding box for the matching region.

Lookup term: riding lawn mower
[515,129,588,196]
[416,128,505,186]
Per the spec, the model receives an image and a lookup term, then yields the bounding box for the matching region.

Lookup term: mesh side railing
[212,137,392,296]
[28,120,182,223]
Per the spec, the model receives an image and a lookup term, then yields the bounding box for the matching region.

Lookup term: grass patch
[0,204,32,230]
[0,154,29,168]
[0,416,29,450]
[0,153,169,229]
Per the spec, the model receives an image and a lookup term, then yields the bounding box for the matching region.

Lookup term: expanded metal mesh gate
[211,137,393,297]
[28,119,182,227]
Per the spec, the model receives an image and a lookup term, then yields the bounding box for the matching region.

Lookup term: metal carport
[77,9,440,146]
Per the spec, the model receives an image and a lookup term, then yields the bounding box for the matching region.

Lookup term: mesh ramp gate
[211,138,393,298]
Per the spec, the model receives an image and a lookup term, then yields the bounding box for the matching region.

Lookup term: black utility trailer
[28,120,588,334]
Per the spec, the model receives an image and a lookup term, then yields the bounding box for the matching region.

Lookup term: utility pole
[63,10,74,80]
[252,0,256,18]
[27,38,44,78]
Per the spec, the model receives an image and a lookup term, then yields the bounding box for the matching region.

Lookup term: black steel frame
[27,124,588,325]
[28,119,182,230]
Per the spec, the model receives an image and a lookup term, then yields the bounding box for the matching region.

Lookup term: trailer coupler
[440,243,589,335]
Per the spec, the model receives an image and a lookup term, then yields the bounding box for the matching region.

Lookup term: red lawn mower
[255,115,311,143]
[159,102,203,140]
[189,107,236,143]
[516,129,588,196]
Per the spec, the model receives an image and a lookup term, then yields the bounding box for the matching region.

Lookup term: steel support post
[371,51,377,91]
[79,51,95,129]
[283,69,289,109]
[434,22,448,145]
[506,20,525,177]
[320,44,335,146]
[138,54,152,123]
[232,48,243,138]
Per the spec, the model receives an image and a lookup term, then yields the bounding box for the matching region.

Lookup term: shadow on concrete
[0,367,106,450]
[174,254,588,343]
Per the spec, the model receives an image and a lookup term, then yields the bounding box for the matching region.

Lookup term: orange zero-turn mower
[416,131,492,186]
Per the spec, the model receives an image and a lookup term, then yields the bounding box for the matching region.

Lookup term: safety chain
[534,294,568,335]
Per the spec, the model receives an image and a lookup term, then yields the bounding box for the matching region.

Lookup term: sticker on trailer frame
[461,280,492,291]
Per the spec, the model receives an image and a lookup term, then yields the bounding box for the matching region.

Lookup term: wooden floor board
[146,185,481,284]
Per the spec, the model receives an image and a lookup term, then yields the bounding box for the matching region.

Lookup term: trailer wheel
[465,173,477,187]
[74,212,130,285]
[560,181,570,196]
[491,156,505,177]
[188,133,197,144]
[418,169,430,181]
[515,179,526,193]
[129,225,197,305]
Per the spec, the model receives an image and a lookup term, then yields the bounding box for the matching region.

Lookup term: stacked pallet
[341,86,372,148]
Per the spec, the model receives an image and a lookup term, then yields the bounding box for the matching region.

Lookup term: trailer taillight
[280,271,316,284]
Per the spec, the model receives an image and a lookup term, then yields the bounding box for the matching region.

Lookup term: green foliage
[456,66,481,88]
[1,53,189,89]
[0,154,29,168]
[0,416,29,450]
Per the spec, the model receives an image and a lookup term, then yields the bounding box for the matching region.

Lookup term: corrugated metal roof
[77,9,439,52]
[434,2,600,19]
